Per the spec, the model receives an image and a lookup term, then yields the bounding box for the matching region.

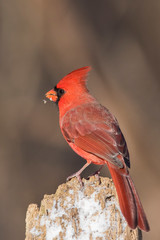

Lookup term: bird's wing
[61,103,130,169]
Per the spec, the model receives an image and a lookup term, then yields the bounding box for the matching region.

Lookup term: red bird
[45,66,150,231]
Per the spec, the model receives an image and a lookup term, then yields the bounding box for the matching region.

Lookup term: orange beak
[45,89,58,102]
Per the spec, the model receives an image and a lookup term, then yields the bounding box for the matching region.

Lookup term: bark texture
[25,176,142,240]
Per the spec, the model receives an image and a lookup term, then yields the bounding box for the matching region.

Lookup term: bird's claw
[67,173,83,187]
[66,162,91,187]
[87,170,100,181]
[87,165,104,182]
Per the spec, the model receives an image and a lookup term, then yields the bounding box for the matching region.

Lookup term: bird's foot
[67,172,83,186]
[66,162,91,187]
[87,165,104,182]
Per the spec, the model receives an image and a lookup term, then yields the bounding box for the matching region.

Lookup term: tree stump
[25,176,142,240]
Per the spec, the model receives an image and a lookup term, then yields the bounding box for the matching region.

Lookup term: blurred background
[0,0,159,239]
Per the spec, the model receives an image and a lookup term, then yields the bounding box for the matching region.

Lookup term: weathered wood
[25,176,141,240]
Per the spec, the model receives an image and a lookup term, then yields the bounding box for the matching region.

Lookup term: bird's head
[45,66,91,111]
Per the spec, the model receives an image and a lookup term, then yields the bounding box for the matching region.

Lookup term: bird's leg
[67,162,91,185]
[87,165,104,181]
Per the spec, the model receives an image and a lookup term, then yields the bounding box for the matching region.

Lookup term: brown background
[0,1,159,239]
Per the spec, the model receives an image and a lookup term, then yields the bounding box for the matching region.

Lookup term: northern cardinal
[45,66,150,231]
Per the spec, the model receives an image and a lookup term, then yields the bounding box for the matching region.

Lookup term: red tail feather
[107,163,150,231]
[128,176,150,231]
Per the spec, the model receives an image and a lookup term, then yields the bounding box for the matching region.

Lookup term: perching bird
[45,66,150,232]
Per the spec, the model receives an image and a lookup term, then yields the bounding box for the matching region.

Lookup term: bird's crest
[57,66,91,89]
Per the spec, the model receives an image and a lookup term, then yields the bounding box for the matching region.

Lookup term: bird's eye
[59,89,65,95]
[57,88,65,98]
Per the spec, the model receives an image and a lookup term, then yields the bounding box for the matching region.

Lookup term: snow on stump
[25,176,142,240]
